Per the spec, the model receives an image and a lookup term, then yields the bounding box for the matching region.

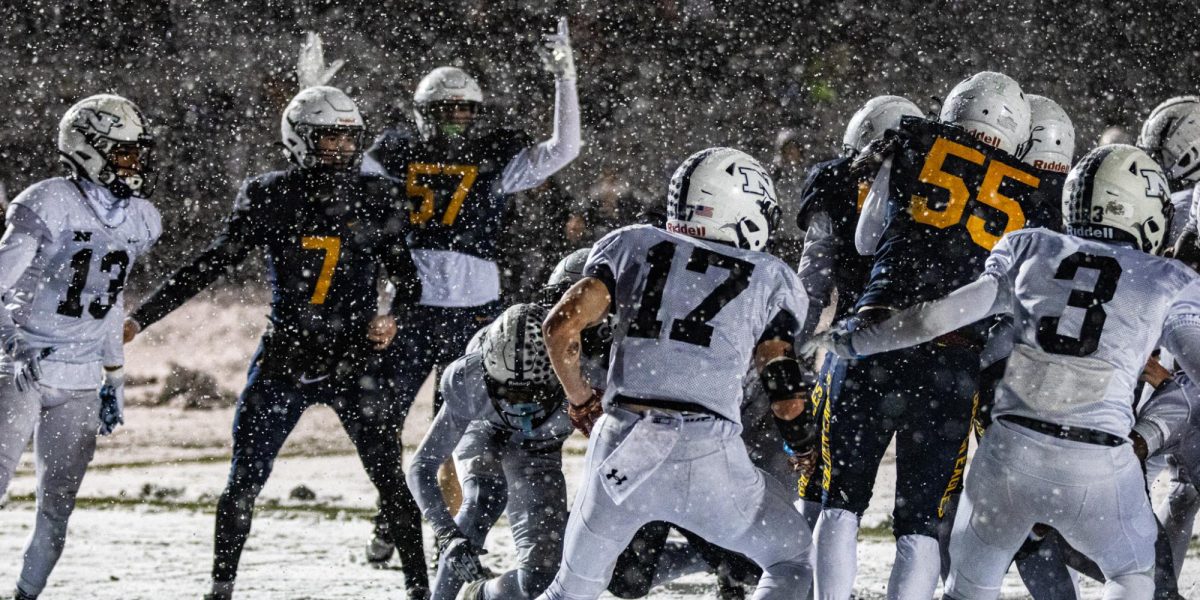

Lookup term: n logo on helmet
[737,165,776,202]
[72,109,122,136]
[1137,163,1170,202]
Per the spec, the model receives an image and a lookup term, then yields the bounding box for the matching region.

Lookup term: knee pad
[1106,569,1154,598]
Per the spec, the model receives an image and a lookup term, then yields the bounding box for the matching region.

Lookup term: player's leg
[1154,459,1198,577]
[0,374,40,496]
[1053,442,1156,600]
[210,373,308,598]
[537,411,657,600]
[673,425,811,600]
[814,353,897,599]
[16,388,97,598]
[606,522,673,598]
[430,428,509,600]
[1013,530,1081,600]
[943,426,1040,600]
[890,343,977,600]
[477,445,569,600]
[678,527,762,599]
[332,378,430,598]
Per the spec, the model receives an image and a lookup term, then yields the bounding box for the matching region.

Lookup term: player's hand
[803,324,856,359]
[296,32,346,88]
[1140,355,1173,390]
[367,315,398,350]
[98,367,126,436]
[4,335,53,393]
[438,532,492,583]
[123,317,142,344]
[568,389,604,437]
[788,447,818,479]
[849,135,896,179]
[537,17,575,80]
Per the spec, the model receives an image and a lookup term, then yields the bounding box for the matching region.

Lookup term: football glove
[98,367,126,436]
[538,17,576,80]
[437,530,491,583]
[296,32,345,88]
[802,323,858,359]
[568,389,604,437]
[3,334,53,393]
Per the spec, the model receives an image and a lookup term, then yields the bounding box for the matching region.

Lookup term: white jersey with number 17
[583,225,808,424]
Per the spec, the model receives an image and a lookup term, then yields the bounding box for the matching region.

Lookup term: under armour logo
[73,231,92,242]
[605,468,628,486]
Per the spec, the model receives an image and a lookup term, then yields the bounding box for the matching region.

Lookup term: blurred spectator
[499,178,579,302]
[770,129,806,266]
[579,167,643,242]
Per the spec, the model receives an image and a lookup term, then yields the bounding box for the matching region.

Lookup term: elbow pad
[760,356,807,402]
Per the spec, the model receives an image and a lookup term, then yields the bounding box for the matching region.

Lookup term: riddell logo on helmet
[1034,159,1069,174]
[667,222,706,237]
[1066,225,1115,239]
[967,129,1001,149]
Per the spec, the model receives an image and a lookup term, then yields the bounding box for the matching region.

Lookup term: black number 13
[628,241,755,348]
[56,249,130,319]
[1036,251,1122,357]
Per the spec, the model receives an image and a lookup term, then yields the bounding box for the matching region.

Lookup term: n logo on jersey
[72,231,92,242]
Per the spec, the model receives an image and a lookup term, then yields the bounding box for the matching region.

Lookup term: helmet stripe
[672,148,717,219]
[513,308,526,382]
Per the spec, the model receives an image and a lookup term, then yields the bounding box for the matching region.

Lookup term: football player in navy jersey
[124,87,428,600]
[361,17,581,562]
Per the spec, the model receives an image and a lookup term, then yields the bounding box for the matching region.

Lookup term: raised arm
[499,17,581,194]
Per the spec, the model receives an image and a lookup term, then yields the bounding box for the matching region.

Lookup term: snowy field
[1,290,1198,599]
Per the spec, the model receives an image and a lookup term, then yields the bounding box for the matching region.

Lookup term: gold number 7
[406,163,479,226]
[301,236,341,304]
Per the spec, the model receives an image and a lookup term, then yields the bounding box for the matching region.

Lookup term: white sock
[886,534,941,600]
[814,508,859,600]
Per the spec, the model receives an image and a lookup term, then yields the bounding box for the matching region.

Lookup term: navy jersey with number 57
[860,117,1053,312]
[583,225,808,424]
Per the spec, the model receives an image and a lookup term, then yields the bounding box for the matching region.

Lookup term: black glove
[437,530,492,583]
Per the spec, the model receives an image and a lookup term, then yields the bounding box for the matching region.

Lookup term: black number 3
[628,241,755,348]
[1036,251,1122,356]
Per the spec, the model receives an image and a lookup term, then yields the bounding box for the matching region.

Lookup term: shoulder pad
[8,177,79,240]
[483,127,532,157]
[371,128,416,152]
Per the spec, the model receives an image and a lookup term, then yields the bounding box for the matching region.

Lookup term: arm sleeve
[1134,379,1191,458]
[797,212,838,342]
[499,77,581,194]
[0,206,49,345]
[1161,280,1200,385]
[130,182,259,328]
[850,239,1019,356]
[102,295,124,367]
[854,159,891,256]
[405,369,477,537]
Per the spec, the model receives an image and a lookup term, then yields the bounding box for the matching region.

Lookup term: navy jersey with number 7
[131,168,421,378]
[583,225,808,424]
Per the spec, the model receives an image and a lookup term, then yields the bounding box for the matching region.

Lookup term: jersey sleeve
[1134,378,1191,458]
[363,129,411,179]
[130,178,262,328]
[0,211,49,347]
[1162,279,1200,385]
[797,212,837,342]
[405,359,484,537]
[499,77,581,194]
[769,264,809,347]
[367,178,423,311]
[582,228,625,301]
[854,158,892,256]
[8,179,74,244]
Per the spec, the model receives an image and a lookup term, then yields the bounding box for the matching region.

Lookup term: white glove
[3,334,53,393]
[98,367,125,436]
[296,32,346,88]
[537,17,575,80]
[802,322,859,359]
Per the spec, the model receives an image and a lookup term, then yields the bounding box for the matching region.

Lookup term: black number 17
[627,241,755,348]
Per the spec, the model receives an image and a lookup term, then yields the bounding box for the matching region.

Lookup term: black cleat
[14,587,36,600]
[365,534,396,566]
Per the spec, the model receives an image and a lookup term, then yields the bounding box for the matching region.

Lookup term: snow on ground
[1,293,1197,598]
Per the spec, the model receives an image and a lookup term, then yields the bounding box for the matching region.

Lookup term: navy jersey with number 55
[583,225,808,424]
[860,117,1053,312]
[132,169,421,378]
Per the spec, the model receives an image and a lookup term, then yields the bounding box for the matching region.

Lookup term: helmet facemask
[485,375,558,436]
[416,101,479,140]
[295,124,364,171]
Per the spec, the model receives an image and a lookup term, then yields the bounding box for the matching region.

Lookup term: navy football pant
[212,360,428,592]
[818,342,978,539]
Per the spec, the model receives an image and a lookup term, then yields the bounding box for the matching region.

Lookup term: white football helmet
[665,147,781,252]
[842,95,923,157]
[413,66,483,140]
[280,86,365,170]
[1063,144,1172,254]
[58,94,155,199]
[1137,96,1200,189]
[1020,94,1075,174]
[480,303,560,434]
[939,71,1031,155]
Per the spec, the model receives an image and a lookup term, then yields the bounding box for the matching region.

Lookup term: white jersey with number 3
[583,225,808,424]
[985,228,1200,437]
[3,177,161,387]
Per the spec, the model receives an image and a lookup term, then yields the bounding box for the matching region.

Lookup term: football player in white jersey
[811,144,1200,600]
[0,94,161,600]
[539,148,814,600]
